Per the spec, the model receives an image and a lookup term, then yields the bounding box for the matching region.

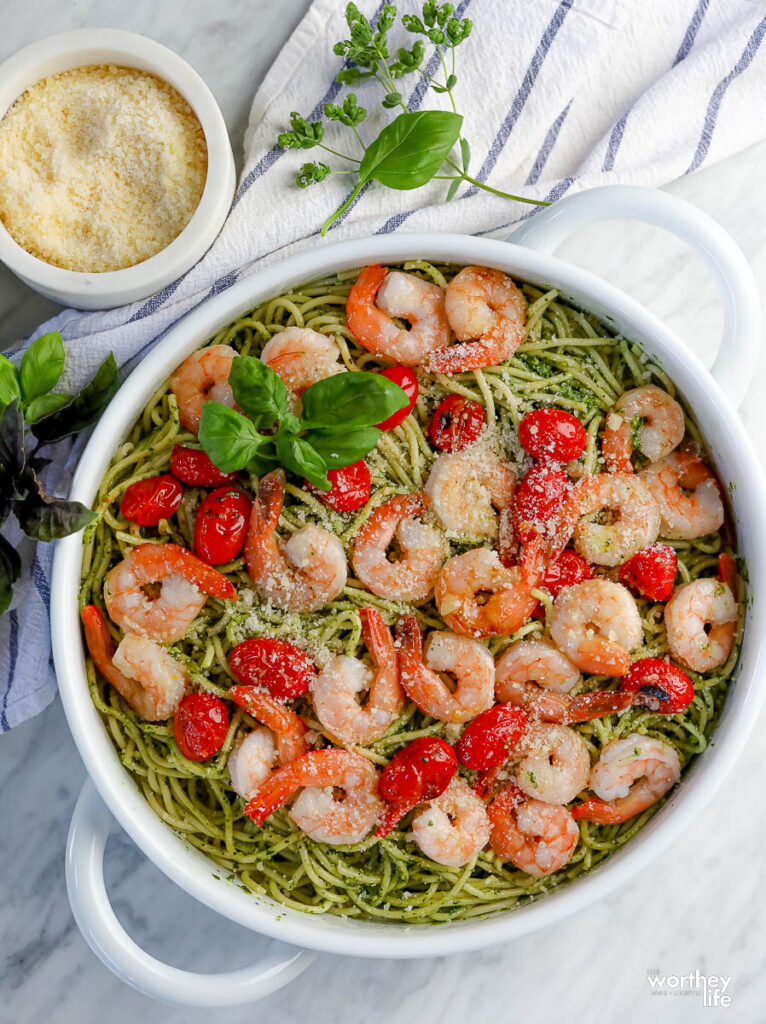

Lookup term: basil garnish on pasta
[198,355,407,488]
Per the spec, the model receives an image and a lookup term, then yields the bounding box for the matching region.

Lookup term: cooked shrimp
[549,579,643,675]
[245,470,347,612]
[428,266,526,373]
[639,449,724,540]
[434,538,544,639]
[573,733,681,824]
[346,265,450,365]
[495,639,630,723]
[396,614,495,723]
[602,385,685,473]
[554,472,660,567]
[424,448,516,542]
[104,543,237,643]
[243,749,383,845]
[227,728,277,800]
[311,607,404,745]
[229,684,308,765]
[488,784,578,876]
[170,344,237,434]
[411,777,491,867]
[351,493,445,602]
[511,723,590,805]
[664,577,737,672]
[82,605,187,721]
[260,327,346,401]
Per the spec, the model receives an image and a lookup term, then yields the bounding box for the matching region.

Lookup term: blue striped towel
[3,0,766,730]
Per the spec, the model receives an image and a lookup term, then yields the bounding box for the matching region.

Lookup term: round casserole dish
[51,186,766,1006]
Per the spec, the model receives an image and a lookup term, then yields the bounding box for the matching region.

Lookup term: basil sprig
[277,3,549,235]
[0,333,119,615]
[198,355,407,490]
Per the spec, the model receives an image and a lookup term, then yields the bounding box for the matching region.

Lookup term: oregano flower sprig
[277,2,548,235]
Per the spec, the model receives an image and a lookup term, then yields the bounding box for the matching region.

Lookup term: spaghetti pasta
[79,263,741,923]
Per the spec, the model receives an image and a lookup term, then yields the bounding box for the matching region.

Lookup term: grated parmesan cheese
[0,64,207,272]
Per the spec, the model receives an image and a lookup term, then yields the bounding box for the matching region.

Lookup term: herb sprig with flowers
[278,2,548,235]
[0,333,118,613]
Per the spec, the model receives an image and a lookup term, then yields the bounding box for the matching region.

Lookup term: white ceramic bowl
[0,29,235,309]
[52,186,766,1006]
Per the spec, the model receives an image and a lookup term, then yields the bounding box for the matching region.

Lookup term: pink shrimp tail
[346,265,387,350]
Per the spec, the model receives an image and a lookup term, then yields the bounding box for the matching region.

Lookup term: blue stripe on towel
[1,611,19,732]
[526,102,571,185]
[686,12,766,173]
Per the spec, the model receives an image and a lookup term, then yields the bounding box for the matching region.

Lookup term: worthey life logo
[646,968,733,1007]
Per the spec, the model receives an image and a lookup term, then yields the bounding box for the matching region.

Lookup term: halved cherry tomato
[194,486,250,565]
[170,444,236,487]
[511,463,569,543]
[518,408,587,463]
[173,692,229,761]
[376,737,457,837]
[543,549,593,596]
[428,395,484,452]
[229,638,315,700]
[619,543,677,601]
[456,704,528,770]
[121,474,183,526]
[620,657,694,713]
[376,366,418,430]
[306,460,371,512]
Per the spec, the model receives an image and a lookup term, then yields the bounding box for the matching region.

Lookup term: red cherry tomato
[121,474,183,526]
[619,543,677,601]
[229,638,315,700]
[306,460,371,512]
[428,395,484,452]
[512,463,569,543]
[376,737,457,837]
[173,692,229,761]
[194,486,250,565]
[170,444,236,487]
[620,657,694,714]
[518,408,587,463]
[456,704,528,770]
[376,366,418,430]
[543,549,593,596]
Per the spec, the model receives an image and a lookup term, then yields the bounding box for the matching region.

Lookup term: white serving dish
[51,186,766,1006]
[0,29,235,310]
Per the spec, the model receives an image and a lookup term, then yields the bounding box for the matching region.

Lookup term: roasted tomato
[619,543,678,601]
[121,474,183,526]
[229,638,315,700]
[169,444,236,487]
[511,463,569,543]
[194,486,250,565]
[306,460,371,512]
[518,408,587,462]
[456,704,528,770]
[376,737,457,837]
[376,366,418,430]
[428,395,484,451]
[173,693,229,761]
[620,657,695,714]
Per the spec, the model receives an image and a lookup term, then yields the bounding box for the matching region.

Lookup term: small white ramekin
[0,29,235,310]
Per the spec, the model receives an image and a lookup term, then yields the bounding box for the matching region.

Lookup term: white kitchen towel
[3,0,766,729]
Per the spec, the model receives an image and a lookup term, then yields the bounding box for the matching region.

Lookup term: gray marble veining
[1,1,766,1021]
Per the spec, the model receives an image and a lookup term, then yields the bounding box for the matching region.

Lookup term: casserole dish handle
[66,779,316,1006]
[510,185,760,408]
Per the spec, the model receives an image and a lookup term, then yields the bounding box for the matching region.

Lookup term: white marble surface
[2,1,766,1022]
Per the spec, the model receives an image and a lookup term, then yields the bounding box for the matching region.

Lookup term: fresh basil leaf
[31,353,119,444]
[0,354,20,409]
[19,332,65,404]
[303,426,381,468]
[460,136,471,171]
[246,445,281,478]
[445,177,460,202]
[0,533,21,615]
[300,373,408,430]
[358,110,463,190]
[0,400,26,484]
[25,392,71,423]
[16,491,96,541]
[275,432,330,490]
[198,402,265,473]
[228,356,287,427]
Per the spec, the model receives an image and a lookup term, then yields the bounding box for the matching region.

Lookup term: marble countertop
[2,2,766,1023]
